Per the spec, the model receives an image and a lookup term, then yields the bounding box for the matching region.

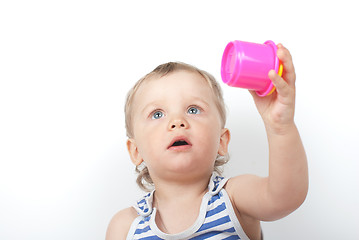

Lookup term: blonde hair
[125,62,229,191]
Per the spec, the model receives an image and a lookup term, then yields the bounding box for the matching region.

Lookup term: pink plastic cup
[221,40,280,97]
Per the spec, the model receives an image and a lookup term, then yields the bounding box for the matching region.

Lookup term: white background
[1,0,358,239]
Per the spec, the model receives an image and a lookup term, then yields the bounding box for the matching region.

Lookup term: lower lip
[168,145,192,151]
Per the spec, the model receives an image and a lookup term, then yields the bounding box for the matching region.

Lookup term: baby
[106,44,308,240]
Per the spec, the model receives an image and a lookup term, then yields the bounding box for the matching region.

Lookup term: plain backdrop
[1,0,358,239]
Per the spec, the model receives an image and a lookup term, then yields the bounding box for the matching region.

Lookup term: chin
[166,158,214,175]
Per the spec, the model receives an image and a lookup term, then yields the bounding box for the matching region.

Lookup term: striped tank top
[126,173,250,240]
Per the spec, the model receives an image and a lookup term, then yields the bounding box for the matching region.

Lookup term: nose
[168,118,189,130]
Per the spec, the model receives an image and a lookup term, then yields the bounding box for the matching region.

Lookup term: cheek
[136,125,163,157]
[196,124,221,152]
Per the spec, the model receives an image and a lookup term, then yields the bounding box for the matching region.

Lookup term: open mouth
[168,137,192,149]
[171,140,189,147]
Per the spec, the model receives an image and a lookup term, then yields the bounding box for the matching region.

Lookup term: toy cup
[221,40,283,97]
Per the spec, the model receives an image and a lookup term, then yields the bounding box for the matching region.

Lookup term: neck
[152,172,212,205]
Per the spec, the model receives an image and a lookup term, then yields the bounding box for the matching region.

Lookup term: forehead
[133,70,215,106]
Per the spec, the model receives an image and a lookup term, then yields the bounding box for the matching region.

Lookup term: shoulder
[105,207,138,240]
[224,174,267,221]
[225,174,265,193]
[224,175,263,240]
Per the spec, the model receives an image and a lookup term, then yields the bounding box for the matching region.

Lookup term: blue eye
[151,111,164,119]
[187,106,201,115]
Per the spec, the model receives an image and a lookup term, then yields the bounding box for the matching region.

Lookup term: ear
[218,128,230,156]
[126,138,144,166]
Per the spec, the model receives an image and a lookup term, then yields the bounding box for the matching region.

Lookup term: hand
[250,44,296,134]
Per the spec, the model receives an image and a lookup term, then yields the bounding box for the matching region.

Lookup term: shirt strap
[208,172,229,195]
[133,190,154,217]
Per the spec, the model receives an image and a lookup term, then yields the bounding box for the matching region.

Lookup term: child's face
[127,70,229,181]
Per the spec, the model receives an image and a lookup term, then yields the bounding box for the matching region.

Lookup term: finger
[277,44,296,86]
[268,69,290,97]
[248,90,259,100]
[248,90,263,102]
[249,90,257,98]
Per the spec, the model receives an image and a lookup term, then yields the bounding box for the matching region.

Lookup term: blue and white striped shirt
[126,173,250,240]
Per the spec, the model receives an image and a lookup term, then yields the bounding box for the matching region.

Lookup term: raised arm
[226,44,308,221]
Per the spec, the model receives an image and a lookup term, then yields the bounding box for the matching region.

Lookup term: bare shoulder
[225,174,265,197]
[225,174,268,215]
[105,207,138,240]
[225,175,264,240]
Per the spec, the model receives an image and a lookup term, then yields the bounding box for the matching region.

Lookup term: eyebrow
[141,102,161,115]
[191,97,210,108]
